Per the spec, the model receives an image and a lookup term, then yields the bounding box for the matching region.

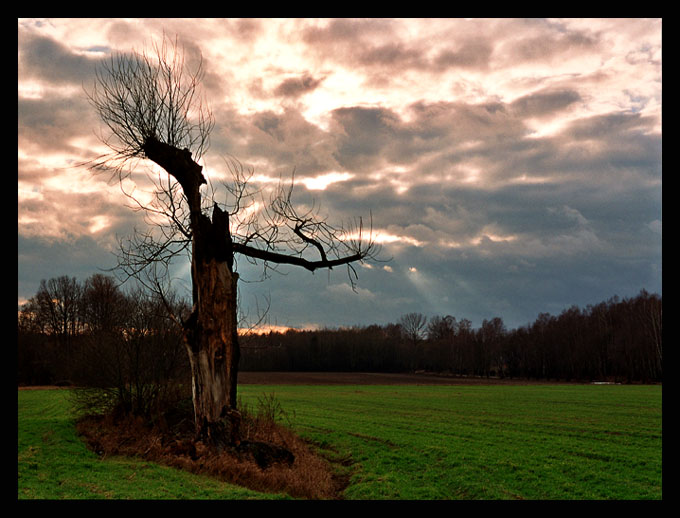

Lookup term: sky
[18,18,662,331]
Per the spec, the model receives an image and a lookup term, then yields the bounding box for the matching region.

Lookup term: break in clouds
[18,18,662,329]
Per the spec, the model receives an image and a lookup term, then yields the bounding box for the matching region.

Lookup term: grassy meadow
[18,383,662,500]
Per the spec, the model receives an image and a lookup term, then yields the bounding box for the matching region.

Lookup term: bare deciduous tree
[426,315,456,342]
[399,312,427,371]
[81,273,128,334]
[34,276,83,346]
[86,36,378,447]
[399,312,428,345]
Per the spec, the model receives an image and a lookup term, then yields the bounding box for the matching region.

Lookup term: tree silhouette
[87,36,378,446]
[399,312,427,371]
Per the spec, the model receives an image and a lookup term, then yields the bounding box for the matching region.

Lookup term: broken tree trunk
[183,250,241,447]
[184,203,241,447]
[142,136,241,447]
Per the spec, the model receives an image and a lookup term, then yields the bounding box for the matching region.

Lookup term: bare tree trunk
[183,257,240,447]
[183,203,242,448]
[143,136,241,446]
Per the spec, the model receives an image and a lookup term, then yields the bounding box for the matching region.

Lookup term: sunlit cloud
[509,174,552,185]
[342,229,425,248]
[469,233,518,246]
[240,323,298,335]
[299,171,353,191]
[18,80,45,99]
[525,117,574,139]
[42,170,104,195]
[88,215,111,234]
[18,183,44,202]
[374,233,424,248]
[17,18,662,329]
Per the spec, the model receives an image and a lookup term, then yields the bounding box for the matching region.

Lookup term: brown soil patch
[18,371,580,392]
[76,410,347,500]
[237,371,561,385]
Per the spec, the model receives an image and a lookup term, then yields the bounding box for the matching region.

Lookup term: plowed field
[237,371,565,385]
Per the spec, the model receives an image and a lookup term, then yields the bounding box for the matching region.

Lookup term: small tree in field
[87,37,378,447]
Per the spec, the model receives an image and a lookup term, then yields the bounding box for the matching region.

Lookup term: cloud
[329,106,403,170]
[274,73,325,98]
[300,18,395,48]
[326,282,375,300]
[434,37,494,69]
[497,19,601,64]
[19,30,100,85]
[17,18,662,330]
[509,88,582,118]
[299,172,353,191]
[18,96,99,155]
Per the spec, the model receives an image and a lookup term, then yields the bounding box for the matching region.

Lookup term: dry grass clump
[76,394,345,500]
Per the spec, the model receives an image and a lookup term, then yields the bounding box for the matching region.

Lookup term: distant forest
[18,274,661,386]
[240,290,662,383]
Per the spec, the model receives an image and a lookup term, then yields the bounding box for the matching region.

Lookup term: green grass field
[18,383,662,500]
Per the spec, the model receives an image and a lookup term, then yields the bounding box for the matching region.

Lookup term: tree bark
[143,136,241,447]
[183,255,240,447]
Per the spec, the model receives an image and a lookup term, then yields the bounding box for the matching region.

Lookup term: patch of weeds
[76,392,341,499]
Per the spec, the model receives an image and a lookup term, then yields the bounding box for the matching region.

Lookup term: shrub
[69,288,190,424]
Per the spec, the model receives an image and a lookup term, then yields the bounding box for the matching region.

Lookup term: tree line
[18,274,661,389]
[241,291,662,383]
[18,274,190,415]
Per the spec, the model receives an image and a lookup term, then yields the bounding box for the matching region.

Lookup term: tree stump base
[236,440,295,469]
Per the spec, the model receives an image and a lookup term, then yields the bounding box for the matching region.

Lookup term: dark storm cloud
[499,20,601,63]
[329,106,403,170]
[301,18,394,45]
[207,69,659,278]
[404,100,526,150]
[243,107,341,176]
[18,96,97,156]
[356,42,426,69]
[326,98,530,177]
[299,18,431,80]
[509,88,582,118]
[545,112,662,181]
[19,30,101,85]
[433,38,495,69]
[211,85,660,291]
[326,101,506,174]
[301,19,495,73]
[274,74,325,98]
[562,111,657,142]
[325,91,660,194]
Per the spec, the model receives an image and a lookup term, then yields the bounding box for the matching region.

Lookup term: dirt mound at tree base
[76,412,347,500]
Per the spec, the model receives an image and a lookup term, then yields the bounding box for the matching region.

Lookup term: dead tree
[87,37,378,447]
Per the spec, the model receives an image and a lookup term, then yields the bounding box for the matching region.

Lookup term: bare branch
[85,35,214,180]
[217,172,382,288]
[233,242,365,272]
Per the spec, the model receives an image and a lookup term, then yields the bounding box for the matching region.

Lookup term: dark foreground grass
[18,384,662,500]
